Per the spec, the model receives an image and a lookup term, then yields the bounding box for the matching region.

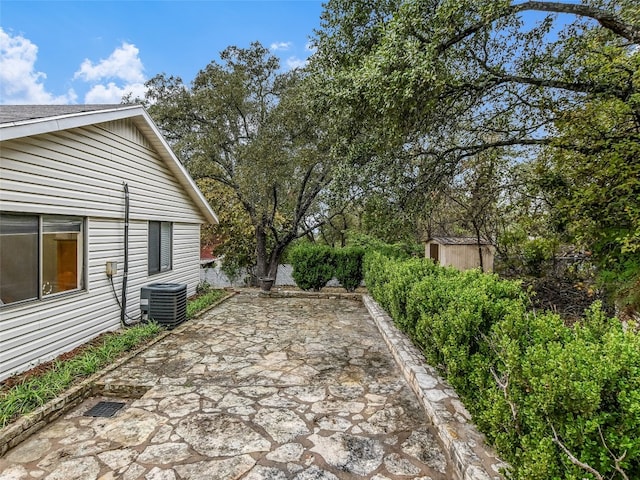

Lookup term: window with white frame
[148,221,172,274]
[0,213,85,306]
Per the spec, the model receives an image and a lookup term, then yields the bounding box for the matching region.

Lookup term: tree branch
[435,1,640,54]
[294,163,318,225]
[598,426,629,480]
[269,185,280,244]
[489,367,520,433]
[549,423,604,480]
[294,201,349,240]
[516,1,640,43]
[417,137,550,162]
[495,73,625,97]
[468,46,626,97]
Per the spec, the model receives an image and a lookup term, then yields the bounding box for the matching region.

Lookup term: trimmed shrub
[334,247,365,292]
[486,304,640,479]
[363,252,640,480]
[290,243,335,291]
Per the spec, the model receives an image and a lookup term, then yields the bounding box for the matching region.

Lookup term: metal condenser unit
[140,283,187,328]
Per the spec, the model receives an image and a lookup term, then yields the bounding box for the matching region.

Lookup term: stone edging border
[362,295,506,480]
[258,289,363,301]
[0,291,236,456]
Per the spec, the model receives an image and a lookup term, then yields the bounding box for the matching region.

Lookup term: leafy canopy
[142,42,340,280]
[312,0,640,304]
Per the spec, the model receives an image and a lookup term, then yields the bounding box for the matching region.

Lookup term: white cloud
[84,82,147,104]
[74,42,145,83]
[286,56,307,70]
[0,28,76,104]
[270,41,292,51]
[74,42,147,103]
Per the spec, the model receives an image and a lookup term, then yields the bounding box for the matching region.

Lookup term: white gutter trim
[0,105,141,141]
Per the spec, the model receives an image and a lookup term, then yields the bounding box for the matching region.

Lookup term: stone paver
[0,293,453,479]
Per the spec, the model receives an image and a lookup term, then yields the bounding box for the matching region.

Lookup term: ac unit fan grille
[141,283,187,329]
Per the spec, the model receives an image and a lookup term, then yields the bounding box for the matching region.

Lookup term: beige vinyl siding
[148,223,201,289]
[0,120,205,223]
[0,119,208,381]
[439,244,494,272]
[0,218,201,380]
[1,220,121,379]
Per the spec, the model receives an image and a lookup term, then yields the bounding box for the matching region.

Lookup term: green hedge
[363,251,640,480]
[290,243,336,291]
[334,247,365,292]
[290,243,368,292]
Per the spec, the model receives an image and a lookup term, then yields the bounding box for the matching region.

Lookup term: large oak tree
[142,43,338,286]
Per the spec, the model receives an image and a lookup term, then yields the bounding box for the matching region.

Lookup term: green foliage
[195,280,211,295]
[197,178,256,276]
[350,233,419,259]
[314,0,640,311]
[364,253,640,479]
[290,243,336,291]
[521,237,558,277]
[186,289,227,319]
[0,322,161,428]
[145,42,339,284]
[542,93,640,308]
[333,247,365,292]
[359,193,426,245]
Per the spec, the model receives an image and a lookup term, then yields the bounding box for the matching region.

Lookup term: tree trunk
[255,224,290,291]
[255,224,268,285]
[267,251,281,284]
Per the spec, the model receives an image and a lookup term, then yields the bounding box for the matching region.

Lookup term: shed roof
[427,236,492,246]
[0,104,218,225]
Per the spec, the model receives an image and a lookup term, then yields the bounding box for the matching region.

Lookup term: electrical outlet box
[106,261,118,277]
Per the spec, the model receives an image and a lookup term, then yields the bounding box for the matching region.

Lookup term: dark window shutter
[148,221,160,274]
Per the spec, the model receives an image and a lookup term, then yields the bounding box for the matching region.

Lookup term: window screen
[148,221,172,274]
[160,222,172,271]
[0,213,84,306]
[0,214,38,304]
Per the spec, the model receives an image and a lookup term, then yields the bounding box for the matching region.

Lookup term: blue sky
[0,0,324,104]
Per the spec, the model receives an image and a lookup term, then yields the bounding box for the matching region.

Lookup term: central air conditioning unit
[140,283,187,329]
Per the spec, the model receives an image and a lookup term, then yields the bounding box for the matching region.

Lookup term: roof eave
[0,105,218,225]
[0,105,141,141]
[133,110,219,225]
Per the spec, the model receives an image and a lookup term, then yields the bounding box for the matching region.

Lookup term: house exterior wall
[426,242,495,272]
[0,119,206,381]
[0,119,205,222]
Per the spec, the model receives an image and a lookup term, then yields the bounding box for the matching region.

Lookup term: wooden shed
[425,236,495,272]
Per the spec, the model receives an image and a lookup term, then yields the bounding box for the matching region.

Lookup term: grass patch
[0,322,161,428]
[186,289,227,319]
[0,288,228,428]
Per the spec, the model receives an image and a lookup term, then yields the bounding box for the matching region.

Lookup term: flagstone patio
[0,293,454,480]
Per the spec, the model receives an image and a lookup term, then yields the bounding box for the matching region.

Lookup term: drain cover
[84,401,125,417]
